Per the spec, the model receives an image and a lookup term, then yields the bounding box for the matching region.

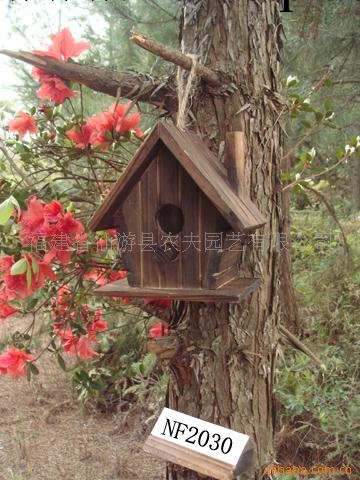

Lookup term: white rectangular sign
[150,407,251,467]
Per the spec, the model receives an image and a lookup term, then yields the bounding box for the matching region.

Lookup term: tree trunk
[350,155,360,212]
[280,155,299,333]
[167,1,283,479]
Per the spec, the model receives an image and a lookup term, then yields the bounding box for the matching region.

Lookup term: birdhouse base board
[144,435,236,480]
[93,277,260,303]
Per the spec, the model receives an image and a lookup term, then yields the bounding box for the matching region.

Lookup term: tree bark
[0,49,178,113]
[350,154,360,212]
[280,155,299,333]
[167,2,283,479]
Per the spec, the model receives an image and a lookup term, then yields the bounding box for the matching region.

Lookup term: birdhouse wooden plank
[88,121,266,302]
[88,277,260,303]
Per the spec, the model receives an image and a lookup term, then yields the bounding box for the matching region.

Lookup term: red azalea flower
[87,319,108,342]
[19,196,46,245]
[66,123,94,148]
[116,112,142,137]
[51,286,71,317]
[8,112,38,139]
[85,103,143,149]
[87,111,114,149]
[0,292,18,320]
[37,75,75,104]
[44,200,63,221]
[59,212,84,236]
[109,270,127,282]
[84,268,127,286]
[60,330,94,358]
[0,254,56,300]
[149,322,168,338]
[143,298,172,309]
[0,347,35,378]
[72,336,98,359]
[36,258,57,284]
[19,196,84,259]
[0,255,29,299]
[96,238,107,252]
[83,268,106,285]
[32,67,48,81]
[0,255,15,272]
[110,102,143,137]
[33,28,91,61]
[54,326,99,359]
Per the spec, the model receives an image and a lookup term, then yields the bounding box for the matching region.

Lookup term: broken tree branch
[279,325,322,367]
[130,31,222,87]
[0,49,178,113]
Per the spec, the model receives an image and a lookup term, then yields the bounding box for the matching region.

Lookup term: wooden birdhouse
[88,121,266,302]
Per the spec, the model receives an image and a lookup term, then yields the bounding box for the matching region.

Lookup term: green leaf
[281,172,293,182]
[31,256,39,281]
[325,121,337,130]
[90,381,103,391]
[9,196,20,218]
[350,136,358,147]
[292,184,304,195]
[141,353,156,377]
[26,261,32,288]
[26,363,31,381]
[0,198,14,225]
[57,354,66,371]
[324,100,333,111]
[335,148,344,160]
[286,75,299,88]
[31,257,38,274]
[301,120,312,129]
[27,298,39,310]
[66,201,74,213]
[30,363,39,375]
[10,258,27,275]
[300,103,314,113]
[314,111,324,122]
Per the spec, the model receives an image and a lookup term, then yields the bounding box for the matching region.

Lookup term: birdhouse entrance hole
[156,203,184,234]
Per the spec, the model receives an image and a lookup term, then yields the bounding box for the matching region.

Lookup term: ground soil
[0,317,165,480]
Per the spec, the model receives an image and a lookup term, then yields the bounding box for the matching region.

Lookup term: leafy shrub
[276,211,360,469]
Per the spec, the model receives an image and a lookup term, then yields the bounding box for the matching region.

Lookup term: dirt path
[0,317,165,480]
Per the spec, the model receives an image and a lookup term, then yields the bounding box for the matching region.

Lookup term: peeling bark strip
[167,1,283,479]
[0,49,178,113]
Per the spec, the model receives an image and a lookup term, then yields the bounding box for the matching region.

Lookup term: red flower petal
[8,112,37,139]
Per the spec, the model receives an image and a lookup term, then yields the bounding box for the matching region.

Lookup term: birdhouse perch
[88,121,266,303]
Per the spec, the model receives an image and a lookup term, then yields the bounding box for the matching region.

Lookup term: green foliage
[282,1,360,211]
[0,196,19,225]
[71,321,167,409]
[276,212,360,467]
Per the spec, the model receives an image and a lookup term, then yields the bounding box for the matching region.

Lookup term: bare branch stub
[0,49,178,113]
[130,31,222,88]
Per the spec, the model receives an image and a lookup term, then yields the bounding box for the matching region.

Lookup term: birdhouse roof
[88,121,266,232]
